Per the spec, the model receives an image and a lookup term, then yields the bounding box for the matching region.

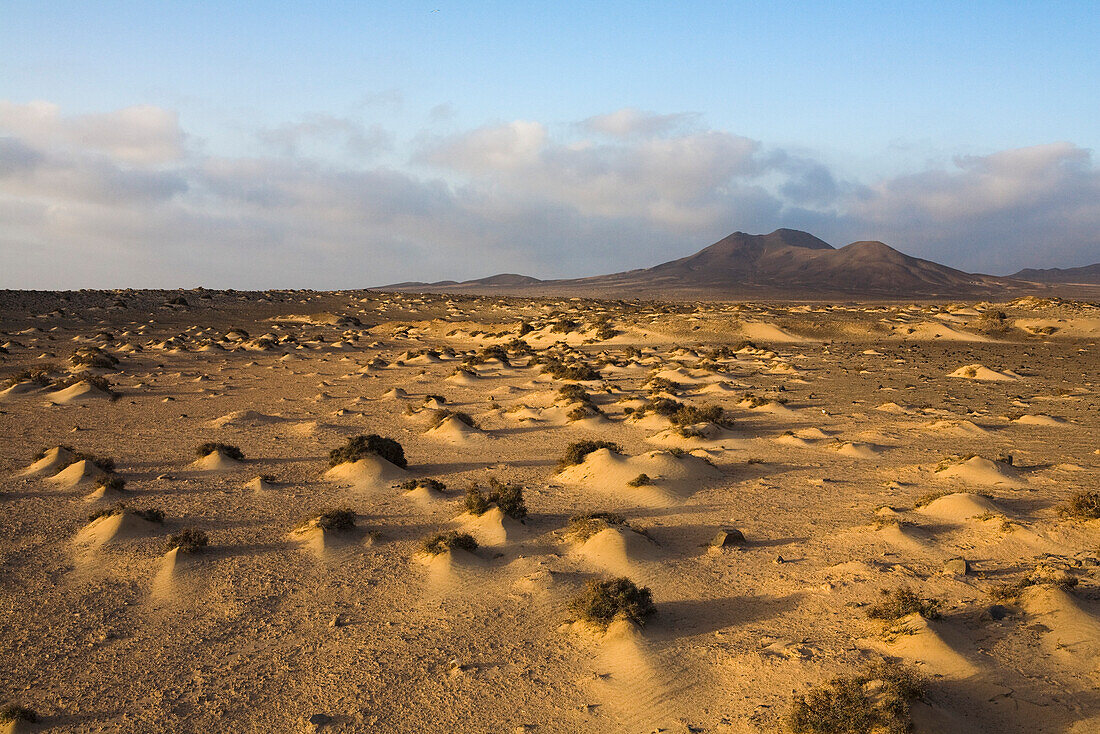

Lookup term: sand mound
[1019,585,1100,672]
[936,456,1021,485]
[1013,414,1069,427]
[192,450,244,471]
[917,492,1002,521]
[925,419,989,437]
[208,410,283,428]
[49,459,107,488]
[45,380,114,404]
[424,415,488,443]
[558,448,719,506]
[324,456,408,492]
[22,446,75,476]
[831,441,879,459]
[458,506,523,546]
[0,380,45,399]
[883,614,980,678]
[948,364,1019,381]
[75,511,159,549]
[739,321,807,342]
[246,476,277,491]
[575,526,657,576]
[896,321,991,341]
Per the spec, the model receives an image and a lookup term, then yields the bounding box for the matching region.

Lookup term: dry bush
[195,442,244,461]
[570,577,655,629]
[866,587,943,621]
[558,440,622,470]
[785,660,923,734]
[328,434,406,468]
[421,530,478,555]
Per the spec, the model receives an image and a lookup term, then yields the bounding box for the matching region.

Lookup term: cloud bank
[1,101,1097,288]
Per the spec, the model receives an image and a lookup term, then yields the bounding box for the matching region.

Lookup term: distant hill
[1010,263,1100,285]
[379,228,1038,299]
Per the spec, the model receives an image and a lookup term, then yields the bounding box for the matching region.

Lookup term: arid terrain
[1,288,1098,733]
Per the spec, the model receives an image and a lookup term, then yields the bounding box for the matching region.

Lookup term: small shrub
[465,480,527,520]
[195,442,244,461]
[627,473,653,487]
[52,373,118,398]
[566,406,592,421]
[400,478,446,493]
[867,587,943,621]
[328,434,407,468]
[517,321,534,336]
[1061,490,1100,520]
[558,440,622,470]
[135,507,165,524]
[70,347,119,369]
[542,359,601,381]
[430,409,478,429]
[421,530,478,555]
[5,364,60,388]
[316,507,356,532]
[912,489,952,508]
[570,577,656,629]
[0,704,38,724]
[423,394,447,404]
[94,474,127,493]
[167,527,209,553]
[464,485,491,516]
[87,502,127,523]
[646,377,681,395]
[558,384,592,404]
[785,660,923,734]
[567,512,628,541]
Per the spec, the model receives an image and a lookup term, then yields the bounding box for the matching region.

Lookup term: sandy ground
[0,289,1098,733]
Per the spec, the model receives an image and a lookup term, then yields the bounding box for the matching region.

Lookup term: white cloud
[0,100,185,164]
[580,108,698,138]
[1,100,1097,288]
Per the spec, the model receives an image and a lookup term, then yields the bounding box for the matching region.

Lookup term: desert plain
[1,288,1098,733]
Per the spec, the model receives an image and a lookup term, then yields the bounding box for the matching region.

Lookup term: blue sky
[1,1,1098,287]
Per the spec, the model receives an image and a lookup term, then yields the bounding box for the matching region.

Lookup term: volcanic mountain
[1010,263,1100,285]
[382,228,1028,298]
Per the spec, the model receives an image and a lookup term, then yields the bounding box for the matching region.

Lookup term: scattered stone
[944,557,970,575]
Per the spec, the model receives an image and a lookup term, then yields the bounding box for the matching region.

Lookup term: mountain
[378,228,1034,299]
[1010,263,1100,285]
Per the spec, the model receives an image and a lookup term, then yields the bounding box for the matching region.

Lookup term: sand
[0,288,1097,732]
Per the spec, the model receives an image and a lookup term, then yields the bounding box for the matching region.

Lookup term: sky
[1,1,1098,289]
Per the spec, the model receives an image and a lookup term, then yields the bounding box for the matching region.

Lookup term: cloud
[580,108,699,138]
[0,100,185,164]
[257,115,392,159]
[1,100,1097,288]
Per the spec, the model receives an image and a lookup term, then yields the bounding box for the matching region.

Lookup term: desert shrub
[785,660,923,734]
[517,321,534,336]
[867,587,943,621]
[315,507,356,532]
[627,473,653,487]
[671,403,728,427]
[566,406,594,421]
[70,347,119,369]
[550,318,578,333]
[94,474,127,492]
[400,478,446,493]
[423,394,447,404]
[542,359,601,381]
[990,565,1080,601]
[195,442,245,461]
[90,504,164,524]
[567,512,628,541]
[51,373,118,398]
[558,440,622,470]
[4,364,61,388]
[912,489,954,508]
[429,409,478,429]
[87,502,127,523]
[733,339,758,351]
[1061,490,1100,520]
[167,527,209,553]
[328,434,407,468]
[646,377,681,395]
[594,322,618,340]
[570,577,655,629]
[0,704,38,724]
[134,507,165,524]
[558,384,592,404]
[468,344,510,365]
[421,530,478,555]
[465,480,527,520]
[74,452,115,473]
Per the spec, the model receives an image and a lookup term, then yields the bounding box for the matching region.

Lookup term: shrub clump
[1060,490,1100,520]
[566,512,629,542]
[570,577,656,629]
[421,530,478,556]
[315,507,357,532]
[542,359,601,381]
[88,503,163,524]
[429,409,479,429]
[4,364,60,388]
[51,373,118,399]
[785,661,924,734]
[400,478,446,494]
[627,473,653,487]
[866,587,943,621]
[70,347,119,370]
[464,479,527,520]
[94,474,126,493]
[558,440,622,470]
[0,704,38,724]
[195,442,244,461]
[167,527,209,553]
[328,434,407,468]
